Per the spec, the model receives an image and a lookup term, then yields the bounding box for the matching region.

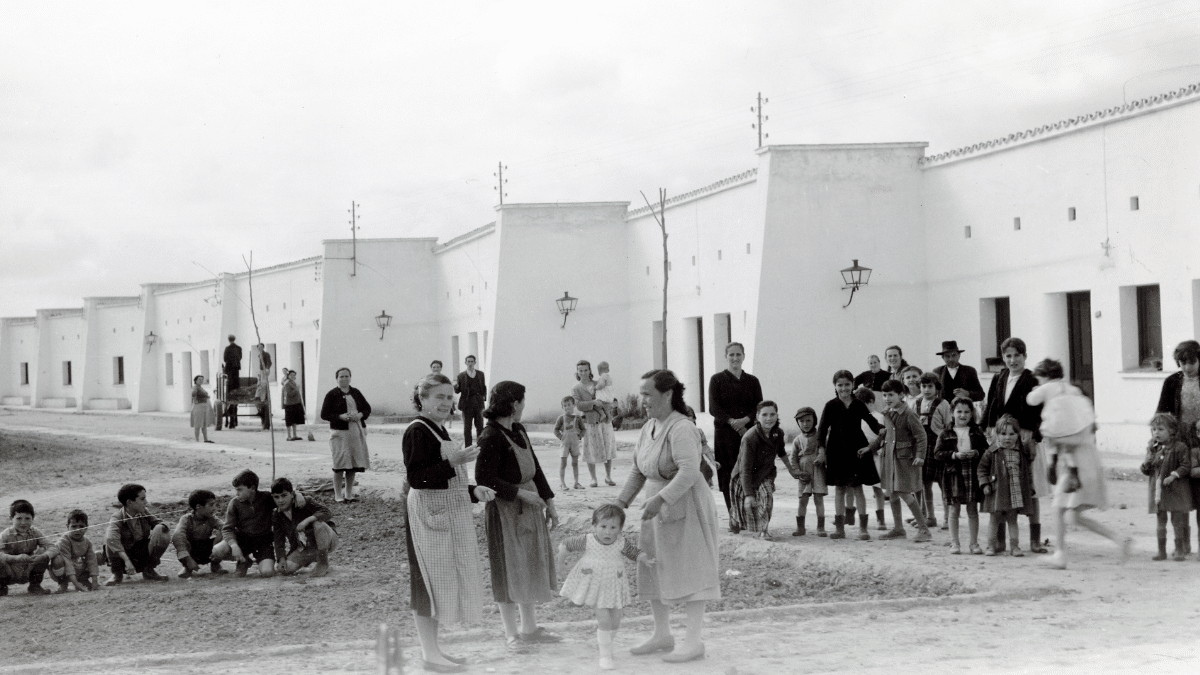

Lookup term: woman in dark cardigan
[817,369,884,539]
[982,337,1047,553]
[1156,340,1200,447]
[403,373,495,673]
[319,367,372,502]
[475,381,561,651]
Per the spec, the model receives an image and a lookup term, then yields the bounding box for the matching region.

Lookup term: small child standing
[915,372,953,529]
[855,387,889,531]
[789,407,827,537]
[868,380,932,542]
[554,396,587,491]
[978,414,1035,556]
[729,401,792,540]
[594,361,618,422]
[105,484,172,584]
[556,504,653,671]
[1141,413,1192,561]
[0,499,59,595]
[49,510,99,592]
[934,398,987,554]
[172,489,227,578]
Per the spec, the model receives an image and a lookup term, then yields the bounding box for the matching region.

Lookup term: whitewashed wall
[0,319,38,404]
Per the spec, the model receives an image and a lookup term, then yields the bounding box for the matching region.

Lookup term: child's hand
[1164,475,1176,486]
[186,558,201,572]
[637,552,656,566]
[856,446,870,457]
[982,485,992,496]
[231,545,247,564]
[89,579,101,591]
[72,580,88,593]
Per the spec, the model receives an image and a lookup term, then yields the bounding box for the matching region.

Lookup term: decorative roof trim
[39,308,84,318]
[433,222,496,255]
[626,168,757,220]
[87,296,141,307]
[921,82,1200,167]
[231,255,323,279]
[2,317,38,325]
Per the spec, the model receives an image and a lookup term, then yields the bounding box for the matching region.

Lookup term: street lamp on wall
[840,260,872,308]
[144,331,157,352]
[375,310,392,340]
[556,291,577,329]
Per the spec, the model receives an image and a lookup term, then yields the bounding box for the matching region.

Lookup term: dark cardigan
[474,422,554,503]
[402,416,479,496]
[731,423,789,495]
[319,386,372,431]
[983,369,1043,441]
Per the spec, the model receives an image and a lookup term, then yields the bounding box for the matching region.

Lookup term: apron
[330,392,370,470]
[405,419,483,625]
[490,429,556,603]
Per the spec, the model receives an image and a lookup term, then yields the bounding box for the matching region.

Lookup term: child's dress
[559,533,640,609]
[1142,440,1192,514]
[934,425,986,505]
[978,443,1035,514]
[595,373,617,408]
[790,426,826,496]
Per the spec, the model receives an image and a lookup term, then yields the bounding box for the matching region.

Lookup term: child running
[978,414,1035,556]
[934,398,987,554]
[556,504,653,670]
[49,509,99,592]
[729,400,792,540]
[554,395,587,491]
[1141,413,1192,561]
[789,407,826,537]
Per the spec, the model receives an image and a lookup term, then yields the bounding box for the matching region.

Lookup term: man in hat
[931,340,984,404]
[223,336,242,429]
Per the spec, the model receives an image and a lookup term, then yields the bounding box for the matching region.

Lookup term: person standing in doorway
[223,335,242,429]
[455,356,486,446]
[708,342,763,518]
[932,341,985,405]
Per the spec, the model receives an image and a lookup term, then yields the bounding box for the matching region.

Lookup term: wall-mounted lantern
[144,331,157,352]
[375,310,392,340]
[840,259,872,308]
[556,291,578,329]
[313,319,320,330]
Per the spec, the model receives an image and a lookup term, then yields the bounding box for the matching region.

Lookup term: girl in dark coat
[1142,413,1192,561]
[817,370,883,540]
[934,397,987,554]
[978,415,1036,556]
[729,401,793,540]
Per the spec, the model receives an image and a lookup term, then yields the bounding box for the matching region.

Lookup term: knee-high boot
[829,515,846,540]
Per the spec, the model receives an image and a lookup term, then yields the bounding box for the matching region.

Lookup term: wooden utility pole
[494,163,508,205]
[752,92,769,148]
[348,202,361,276]
[640,189,669,369]
[242,251,277,480]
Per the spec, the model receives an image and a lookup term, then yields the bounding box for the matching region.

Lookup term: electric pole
[640,189,669,369]
[751,93,769,149]
[494,163,508,205]
[348,201,361,276]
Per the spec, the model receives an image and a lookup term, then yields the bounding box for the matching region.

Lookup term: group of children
[0,469,338,596]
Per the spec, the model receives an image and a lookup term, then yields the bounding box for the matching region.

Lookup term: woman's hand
[912,458,924,467]
[472,485,496,502]
[641,495,664,520]
[982,484,992,496]
[518,491,546,510]
[856,446,870,457]
[446,443,480,466]
[339,413,350,421]
[545,502,560,531]
[1164,475,1176,486]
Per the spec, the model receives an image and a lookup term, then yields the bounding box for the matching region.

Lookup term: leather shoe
[421,660,466,673]
[440,654,468,665]
[661,642,705,663]
[630,636,675,655]
[518,627,562,643]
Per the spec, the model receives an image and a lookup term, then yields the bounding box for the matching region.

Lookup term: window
[113,356,124,385]
[979,297,1010,372]
[646,266,650,275]
[1137,285,1163,367]
[283,302,286,309]
[1068,207,1076,221]
[746,243,751,254]
[964,226,972,239]
[165,353,174,386]
[717,250,723,261]
[691,256,696,266]
[62,361,72,386]
[1013,217,1021,231]
[19,362,29,385]
[1130,196,1140,211]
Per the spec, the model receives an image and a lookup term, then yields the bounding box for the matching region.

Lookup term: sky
[3,0,1200,317]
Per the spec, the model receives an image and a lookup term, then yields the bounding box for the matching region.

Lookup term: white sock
[597,629,614,657]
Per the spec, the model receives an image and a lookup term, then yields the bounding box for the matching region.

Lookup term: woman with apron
[319,367,372,503]
[190,375,215,443]
[403,373,495,673]
[474,380,561,651]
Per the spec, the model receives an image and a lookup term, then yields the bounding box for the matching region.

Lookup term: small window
[964,226,972,239]
[471,286,474,293]
[484,283,488,290]
[1136,284,1162,367]
[113,356,125,385]
[62,361,72,386]
[646,266,650,275]
[301,299,305,307]
[458,289,461,297]
[1130,196,1140,211]
[718,250,723,261]
[1013,217,1021,231]
[165,353,174,386]
[1067,207,1076,221]
[282,302,286,309]
[19,362,29,385]
[691,256,696,266]
[265,305,269,312]
[746,243,751,254]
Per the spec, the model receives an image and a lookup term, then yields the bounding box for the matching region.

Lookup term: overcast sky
[3,0,1199,317]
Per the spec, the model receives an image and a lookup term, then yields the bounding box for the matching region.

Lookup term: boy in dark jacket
[271,478,337,577]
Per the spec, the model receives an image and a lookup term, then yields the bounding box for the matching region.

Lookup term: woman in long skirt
[319,367,372,502]
[573,360,618,487]
[190,375,215,443]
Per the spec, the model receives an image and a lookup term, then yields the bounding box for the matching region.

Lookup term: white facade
[4,82,1199,450]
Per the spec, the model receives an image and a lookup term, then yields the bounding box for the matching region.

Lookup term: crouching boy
[105,484,172,585]
[211,470,275,577]
[49,509,99,592]
[173,490,227,578]
[0,499,59,595]
[271,478,337,577]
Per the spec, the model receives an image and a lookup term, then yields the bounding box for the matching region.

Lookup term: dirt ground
[2,407,1199,674]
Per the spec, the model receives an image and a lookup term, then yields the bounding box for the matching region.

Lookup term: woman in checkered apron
[403,373,496,672]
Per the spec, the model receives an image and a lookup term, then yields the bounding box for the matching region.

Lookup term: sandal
[605,478,616,486]
[559,484,569,492]
[574,483,585,490]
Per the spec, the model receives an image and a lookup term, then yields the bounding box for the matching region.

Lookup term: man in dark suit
[454,355,486,445]
[931,340,985,404]
[223,335,242,428]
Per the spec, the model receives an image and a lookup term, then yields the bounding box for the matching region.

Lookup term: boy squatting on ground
[271,477,338,577]
[48,509,101,592]
[212,469,277,577]
[0,499,61,595]
[105,483,172,584]
[173,489,228,578]
[555,395,588,491]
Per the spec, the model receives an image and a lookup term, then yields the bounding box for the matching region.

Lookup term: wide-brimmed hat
[936,340,964,355]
